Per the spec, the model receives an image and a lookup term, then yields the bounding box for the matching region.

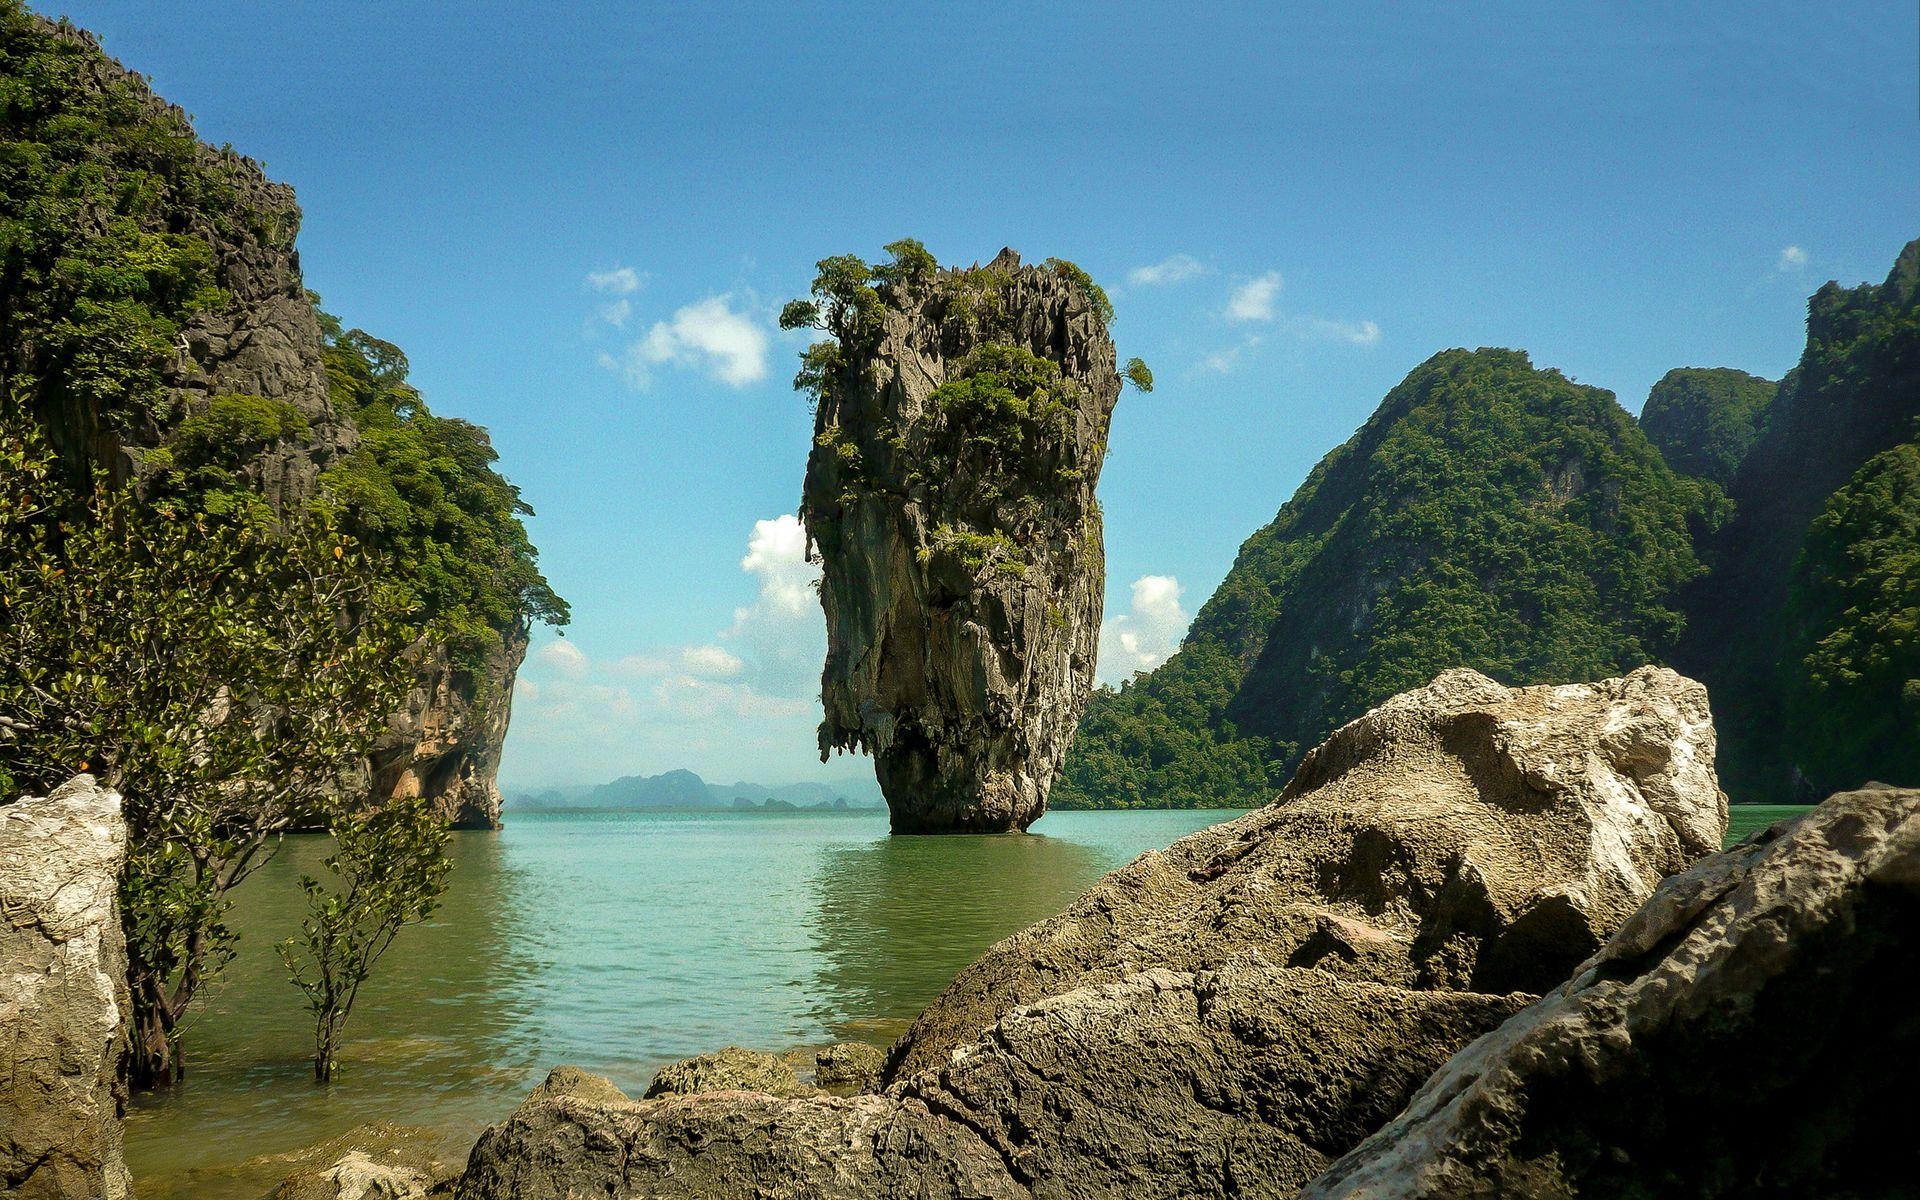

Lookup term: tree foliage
[1782,438,1920,791]
[0,409,417,1084]
[1060,348,1717,808]
[279,796,451,1083]
[1639,367,1776,488]
[316,312,569,674]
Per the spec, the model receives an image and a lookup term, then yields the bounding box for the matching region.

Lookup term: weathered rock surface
[455,668,1726,1200]
[1,775,132,1200]
[889,666,1724,1080]
[803,248,1124,832]
[1301,785,1920,1199]
[809,1040,887,1094]
[642,1045,816,1099]
[900,961,1527,1198]
[455,1088,1024,1200]
[525,1064,629,1106]
[365,636,526,829]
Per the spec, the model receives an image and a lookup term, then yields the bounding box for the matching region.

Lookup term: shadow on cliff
[803,832,1107,1040]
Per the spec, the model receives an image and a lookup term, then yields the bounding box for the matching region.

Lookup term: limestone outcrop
[642,1046,815,1099]
[799,247,1126,832]
[1301,786,1920,1199]
[455,1088,1025,1200]
[366,635,526,829]
[3,15,526,832]
[1,775,132,1200]
[454,667,1726,1200]
[888,666,1724,1079]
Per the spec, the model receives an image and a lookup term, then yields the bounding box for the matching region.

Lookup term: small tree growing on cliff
[279,796,452,1082]
[0,408,418,1086]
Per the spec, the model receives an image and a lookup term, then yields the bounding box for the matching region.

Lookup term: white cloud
[1198,333,1262,374]
[631,295,770,388]
[1097,575,1191,684]
[1300,317,1381,346]
[597,298,632,328]
[1128,254,1207,287]
[1777,245,1809,271]
[587,266,643,295]
[1226,271,1283,322]
[738,514,814,617]
[681,644,745,678]
[533,639,589,678]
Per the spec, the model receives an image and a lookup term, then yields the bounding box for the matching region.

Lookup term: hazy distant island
[506,768,886,813]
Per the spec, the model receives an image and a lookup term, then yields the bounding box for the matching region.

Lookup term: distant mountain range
[505,768,886,813]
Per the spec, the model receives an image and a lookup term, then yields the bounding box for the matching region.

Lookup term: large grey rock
[898,961,1527,1198]
[455,1089,1024,1200]
[642,1045,816,1099]
[1300,786,1920,1200]
[0,775,132,1200]
[804,248,1124,832]
[364,635,526,830]
[889,666,1724,1080]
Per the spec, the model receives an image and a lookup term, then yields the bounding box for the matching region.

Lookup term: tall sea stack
[788,244,1134,833]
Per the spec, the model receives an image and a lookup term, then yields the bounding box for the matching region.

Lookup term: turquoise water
[120,802,1811,1196]
[124,806,1241,1196]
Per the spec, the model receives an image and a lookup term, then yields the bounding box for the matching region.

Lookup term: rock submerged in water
[455,667,1728,1200]
[1298,785,1920,1200]
[801,247,1125,833]
[888,665,1725,1080]
[0,775,132,1200]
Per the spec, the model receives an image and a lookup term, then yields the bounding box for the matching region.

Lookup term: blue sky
[56,1,1920,789]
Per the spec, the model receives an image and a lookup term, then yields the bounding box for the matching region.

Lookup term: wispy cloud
[1777,245,1809,272]
[600,295,771,390]
[587,266,644,295]
[1098,575,1191,683]
[1128,254,1207,287]
[1226,271,1284,322]
[1199,334,1262,374]
[1300,316,1381,345]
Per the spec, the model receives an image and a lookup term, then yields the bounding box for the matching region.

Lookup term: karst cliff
[788,244,1135,833]
[0,10,548,827]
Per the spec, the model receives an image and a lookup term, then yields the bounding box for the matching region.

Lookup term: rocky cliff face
[801,248,1124,832]
[367,635,526,829]
[453,667,1725,1200]
[1,13,521,828]
[1301,785,1920,1199]
[1,775,132,1200]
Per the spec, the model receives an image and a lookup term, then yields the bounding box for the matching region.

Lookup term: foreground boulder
[456,668,1725,1200]
[889,666,1723,1079]
[456,1088,1024,1200]
[798,246,1127,832]
[0,775,132,1200]
[642,1045,814,1099]
[1300,785,1920,1199]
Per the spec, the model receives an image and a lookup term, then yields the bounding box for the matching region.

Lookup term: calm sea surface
[123,803,1810,1197]
[124,807,1241,1196]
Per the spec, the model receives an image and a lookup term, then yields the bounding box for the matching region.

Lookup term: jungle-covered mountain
[1056,347,1717,808]
[0,6,565,823]
[1675,239,1920,802]
[1062,240,1920,809]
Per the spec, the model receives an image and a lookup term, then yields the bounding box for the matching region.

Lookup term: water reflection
[805,831,1105,1040]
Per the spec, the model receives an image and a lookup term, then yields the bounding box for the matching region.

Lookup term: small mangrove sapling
[279,797,452,1082]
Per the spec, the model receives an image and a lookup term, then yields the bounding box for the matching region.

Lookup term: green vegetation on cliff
[1639,367,1777,488]
[1680,238,1920,800]
[1783,440,1920,790]
[1058,348,1717,809]
[318,316,569,668]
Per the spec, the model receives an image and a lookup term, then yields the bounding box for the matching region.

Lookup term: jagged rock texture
[453,668,1725,1200]
[1,775,132,1200]
[1301,786,1920,1199]
[890,666,1725,1081]
[805,249,1122,833]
